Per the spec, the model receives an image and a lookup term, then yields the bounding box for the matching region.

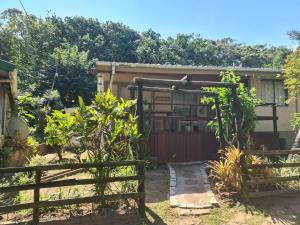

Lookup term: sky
[1,0,300,47]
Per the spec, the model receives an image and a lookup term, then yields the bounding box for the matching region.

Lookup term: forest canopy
[0,8,292,106]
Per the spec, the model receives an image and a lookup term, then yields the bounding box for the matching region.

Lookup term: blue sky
[1,0,300,47]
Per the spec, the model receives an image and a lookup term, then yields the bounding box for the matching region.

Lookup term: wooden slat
[0,192,145,214]
[244,149,300,155]
[246,162,300,169]
[0,160,144,173]
[134,77,238,88]
[246,175,300,185]
[0,175,144,193]
[248,189,300,198]
[255,116,278,121]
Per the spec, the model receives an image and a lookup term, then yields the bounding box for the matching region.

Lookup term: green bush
[0,147,10,167]
[44,110,74,160]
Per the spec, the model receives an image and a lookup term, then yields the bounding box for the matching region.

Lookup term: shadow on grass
[228,195,300,225]
[142,206,167,225]
[1,207,167,225]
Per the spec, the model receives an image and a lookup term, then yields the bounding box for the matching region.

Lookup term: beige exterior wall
[96,61,299,149]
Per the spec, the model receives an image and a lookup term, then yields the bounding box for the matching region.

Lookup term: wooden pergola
[129,76,247,208]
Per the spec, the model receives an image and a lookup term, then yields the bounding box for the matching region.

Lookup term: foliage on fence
[202,70,261,149]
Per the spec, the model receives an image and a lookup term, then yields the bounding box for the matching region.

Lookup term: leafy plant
[44,110,75,160]
[208,146,242,193]
[291,113,300,131]
[283,48,300,100]
[208,146,272,194]
[277,155,300,190]
[71,90,141,198]
[16,90,65,141]
[0,147,10,167]
[202,70,261,149]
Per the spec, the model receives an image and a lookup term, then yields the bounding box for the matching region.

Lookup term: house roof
[0,59,16,72]
[96,61,283,75]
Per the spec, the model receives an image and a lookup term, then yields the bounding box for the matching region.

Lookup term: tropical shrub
[16,90,64,141]
[44,110,75,160]
[71,90,140,197]
[43,90,141,198]
[208,146,272,194]
[208,146,242,193]
[202,70,261,149]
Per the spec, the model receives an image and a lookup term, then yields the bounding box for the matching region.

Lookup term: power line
[18,0,29,17]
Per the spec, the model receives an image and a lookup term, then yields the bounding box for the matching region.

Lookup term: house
[95,61,299,162]
[0,59,17,146]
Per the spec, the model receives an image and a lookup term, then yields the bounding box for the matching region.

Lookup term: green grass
[198,202,268,225]
[146,200,179,223]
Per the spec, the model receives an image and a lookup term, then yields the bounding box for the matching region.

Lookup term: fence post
[33,169,41,225]
[137,83,146,217]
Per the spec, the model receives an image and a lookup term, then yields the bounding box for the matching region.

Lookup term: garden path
[168,161,218,215]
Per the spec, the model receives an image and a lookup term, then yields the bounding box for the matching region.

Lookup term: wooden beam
[134,77,238,88]
[215,98,225,149]
[272,104,278,133]
[0,176,144,193]
[136,83,145,217]
[244,149,300,155]
[246,162,300,169]
[0,160,145,173]
[0,192,145,214]
[181,74,192,81]
[246,175,300,185]
[127,85,218,97]
[0,79,11,83]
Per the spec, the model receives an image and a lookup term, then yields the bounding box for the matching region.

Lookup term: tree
[288,30,300,44]
[283,48,300,99]
[0,8,292,105]
[48,43,96,107]
[136,29,162,63]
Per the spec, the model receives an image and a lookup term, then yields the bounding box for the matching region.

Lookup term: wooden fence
[0,160,145,224]
[242,149,300,199]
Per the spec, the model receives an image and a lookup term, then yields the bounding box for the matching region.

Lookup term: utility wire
[18,0,29,17]
[18,0,59,90]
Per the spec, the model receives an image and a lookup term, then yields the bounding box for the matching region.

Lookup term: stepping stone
[176,208,211,216]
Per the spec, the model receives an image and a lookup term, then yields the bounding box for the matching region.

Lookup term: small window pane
[274,81,285,105]
[261,80,274,104]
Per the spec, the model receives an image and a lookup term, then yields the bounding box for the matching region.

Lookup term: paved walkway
[168,162,218,215]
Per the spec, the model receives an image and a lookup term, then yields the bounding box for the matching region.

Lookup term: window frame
[261,79,288,106]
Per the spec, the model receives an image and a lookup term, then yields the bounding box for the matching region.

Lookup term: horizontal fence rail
[0,160,145,224]
[242,150,300,199]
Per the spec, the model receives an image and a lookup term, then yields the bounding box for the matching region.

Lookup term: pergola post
[136,82,145,217]
[129,86,136,114]
[231,87,248,200]
[231,88,243,149]
[215,98,225,149]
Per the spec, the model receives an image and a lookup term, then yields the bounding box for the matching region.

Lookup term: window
[261,80,287,105]
[172,93,196,117]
